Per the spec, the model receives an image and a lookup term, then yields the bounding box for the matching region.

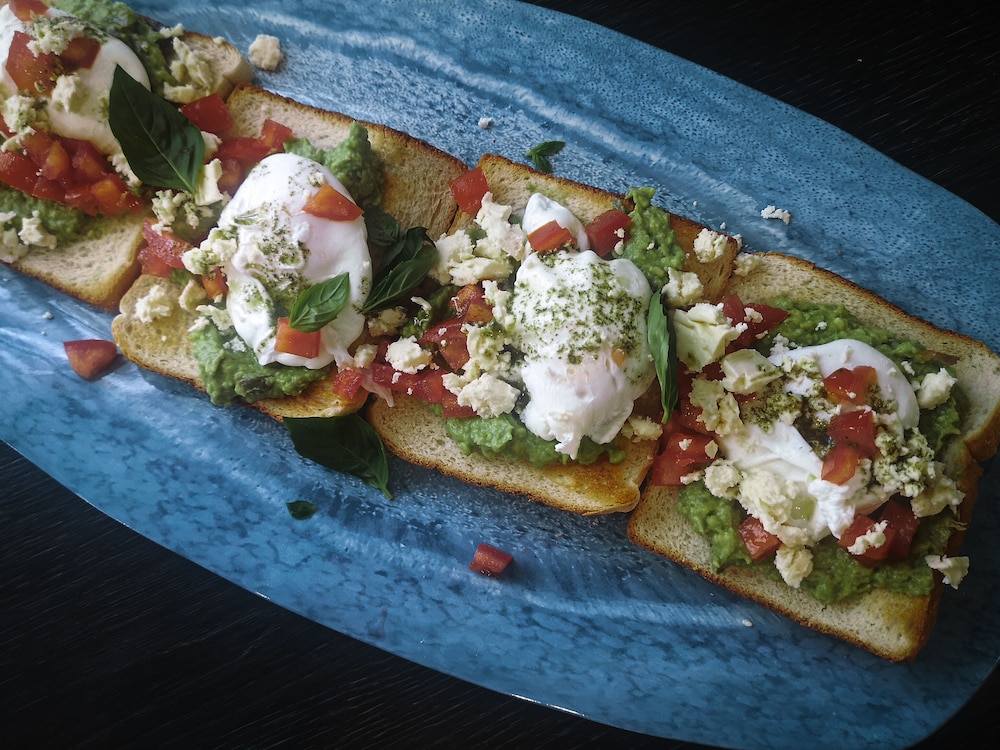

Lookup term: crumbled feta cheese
[847,520,888,555]
[704,460,742,499]
[720,348,781,394]
[925,554,969,589]
[135,283,173,323]
[914,367,957,409]
[367,306,408,337]
[194,303,232,332]
[351,343,377,369]
[478,116,494,129]
[49,73,83,113]
[385,336,431,374]
[451,372,519,417]
[18,213,57,249]
[248,34,283,71]
[689,377,743,436]
[692,227,729,263]
[671,302,740,371]
[622,415,663,442]
[661,267,703,308]
[732,252,755,276]
[761,205,792,224]
[910,469,964,517]
[163,37,219,103]
[178,279,208,311]
[774,545,813,588]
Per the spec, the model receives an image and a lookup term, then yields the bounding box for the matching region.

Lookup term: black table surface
[3,1,999,748]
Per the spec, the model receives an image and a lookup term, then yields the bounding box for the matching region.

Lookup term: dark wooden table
[3,1,998,747]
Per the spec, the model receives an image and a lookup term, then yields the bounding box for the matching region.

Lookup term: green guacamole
[676,298,965,603]
[444,411,627,467]
[189,131,384,406]
[190,321,328,407]
[0,186,97,241]
[619,186,687,290]
[54,0,176,92]
[285,124,384,213]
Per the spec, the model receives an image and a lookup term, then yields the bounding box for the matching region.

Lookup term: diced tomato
[200,268,228,299]
[214,136,275,165]
[370,362,476,417]
[527,219,574,253]
[88,173,141,216]
[0,148,64,202]
[216,157,245,194]
[838,513,898,568]
[64,339,119,380]
[420,317,469,372]
[64,138,110,182]
[877,498,921,559]
[738,515,782,562]
[821,442,861,485]
[59,36,101,70]
[330,367,367,400]
[824,365,878,406]
[275,317,322,359]
[450,284,493,323]
[38,138,71,182]
[6,30,56,94]
[721,294,789,352]
[827,409,877,457]
[9,0,50,22]
[303,182,363,221]
[137,219,194,276]
[469,542,514,577]
[449,166,489,216]
[585,208,631,256]
[259,118,293,151]
[180,93,233,135]
[650,429,717,485]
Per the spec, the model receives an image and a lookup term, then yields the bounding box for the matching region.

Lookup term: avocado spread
[676,298,964,603]
[619,186,687,290]
[0,187,95,242]
[191,131,384,406]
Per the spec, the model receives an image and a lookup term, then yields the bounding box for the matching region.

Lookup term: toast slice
[1,3,253,310]
[366,154,742,515]
[627,252,1000,661]
[112,83,468,420]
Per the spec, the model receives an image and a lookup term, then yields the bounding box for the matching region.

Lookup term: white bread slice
[366,154,742,515]
[627,252,1000,661]
[3,22,253,311]
[112,83,468,420]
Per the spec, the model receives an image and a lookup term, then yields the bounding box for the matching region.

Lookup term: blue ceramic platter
[2,2,999,748]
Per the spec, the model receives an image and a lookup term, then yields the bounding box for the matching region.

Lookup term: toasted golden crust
[628,252,1000,662]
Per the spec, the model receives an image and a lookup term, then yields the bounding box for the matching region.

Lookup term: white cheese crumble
[385,336,431,374]
[661,267,703,308]
[692,227,729,263]
[248,34,283,71]
[914,367,957,409]
[925,554,969,589]
[761,205,792,224]
[134,283,173,323]
[18,212,57,249]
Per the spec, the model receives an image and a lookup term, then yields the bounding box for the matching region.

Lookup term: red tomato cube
[64,339,119,380]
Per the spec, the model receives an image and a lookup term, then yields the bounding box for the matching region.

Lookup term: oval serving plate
[2,2,999,748]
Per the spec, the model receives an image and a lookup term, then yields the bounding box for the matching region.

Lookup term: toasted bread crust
[628,252,1000,661]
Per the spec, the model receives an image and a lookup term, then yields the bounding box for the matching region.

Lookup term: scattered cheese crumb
[248,34,283,71]
[761,205,792,224]
[478,116,493,129]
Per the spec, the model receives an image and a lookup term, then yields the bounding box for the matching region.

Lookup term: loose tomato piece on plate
[469,543,514,577]
[64,339,119,380]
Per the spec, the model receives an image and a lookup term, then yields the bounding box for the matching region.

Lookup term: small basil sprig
[285,414,392,499]
[288,273,351,332]
[286,500,318,520]
[361,227,437,314]
[108,65,205,194]
[647,291,678,420]
[525,140,565,174]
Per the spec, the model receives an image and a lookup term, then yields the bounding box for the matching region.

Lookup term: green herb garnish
[361,227,437,314]
[647,291,678,420]
[108,65,205,194]
[286,500,318,520]
[525,140,565,174]
[289,273,351,332]
[285,414,392,499]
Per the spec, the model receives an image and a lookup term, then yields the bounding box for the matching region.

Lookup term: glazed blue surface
[2,1,999,748]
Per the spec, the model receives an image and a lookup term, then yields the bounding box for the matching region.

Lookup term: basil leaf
[286,500,318,520]
[525,140,565,174]
[365,206,402,249]
[108,65,205,194]
[647,292,678,420]
[376,225,427,282]
[285,414,392,499]
[288,273,351,332]
[362,235,437,314]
